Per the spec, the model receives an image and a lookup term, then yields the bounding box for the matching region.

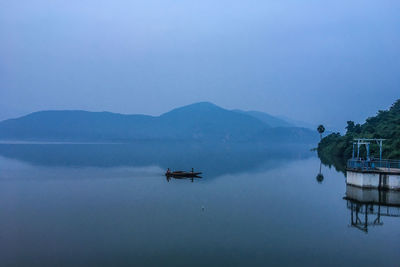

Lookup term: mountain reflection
[0,142,313,179]
[344,185,400,233]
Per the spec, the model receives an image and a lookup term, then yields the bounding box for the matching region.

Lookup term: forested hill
[318,99,400,159]
[0,102,318,143]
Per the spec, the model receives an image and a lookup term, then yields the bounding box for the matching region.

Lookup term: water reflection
[344,185,400,233]
[1,152,400,265]
[317,153,400,233]
[166,175,202,183]
[0,142,313,179]
[318,151,346,174]
[316,161,324,183]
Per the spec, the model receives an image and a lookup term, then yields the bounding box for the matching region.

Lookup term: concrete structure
[346,138,400,190]
[352,138,385,161]
[346,169,400,190]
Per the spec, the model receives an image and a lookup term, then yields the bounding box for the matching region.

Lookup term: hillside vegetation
[318,99,400,160]
[0,102,318,144]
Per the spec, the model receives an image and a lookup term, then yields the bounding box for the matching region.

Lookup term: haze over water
[0,143,399,266]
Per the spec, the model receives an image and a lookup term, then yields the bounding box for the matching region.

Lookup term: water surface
[0,143,399,266]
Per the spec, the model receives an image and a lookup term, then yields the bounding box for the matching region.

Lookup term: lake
[0,143,399,266]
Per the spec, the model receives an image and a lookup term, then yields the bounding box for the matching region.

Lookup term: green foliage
[345,121,355,133]
[317,125,325,134]
[318,99,400,160]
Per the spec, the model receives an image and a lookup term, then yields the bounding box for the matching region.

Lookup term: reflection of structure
[344,185,400,233]
[316,161,324,183]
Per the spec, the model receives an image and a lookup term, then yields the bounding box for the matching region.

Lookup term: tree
[346,121,355,134]
[390,99,400,112]
[354,123,361,134]
[318,99,400,160]
[317,124,325,140]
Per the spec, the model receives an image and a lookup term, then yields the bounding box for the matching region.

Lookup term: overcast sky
[1,0,399,130]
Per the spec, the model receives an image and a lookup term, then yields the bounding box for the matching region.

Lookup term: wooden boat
[165,169,202,177]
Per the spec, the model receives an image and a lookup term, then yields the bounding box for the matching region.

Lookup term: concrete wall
[346,170,400,190]
[388,174,400,190]
[347,171,379,188]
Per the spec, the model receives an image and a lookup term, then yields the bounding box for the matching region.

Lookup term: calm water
[0,143,399,266]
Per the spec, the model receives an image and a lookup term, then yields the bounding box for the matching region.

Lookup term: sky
[1,0,399,131]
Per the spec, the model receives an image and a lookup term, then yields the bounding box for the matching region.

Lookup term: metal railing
[347,158,400,171]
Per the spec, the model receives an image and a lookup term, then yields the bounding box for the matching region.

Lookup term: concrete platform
[346,169,400,190]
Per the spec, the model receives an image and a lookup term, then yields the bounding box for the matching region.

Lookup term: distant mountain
[0,110,156,141]
[233,110,293,127]
[0,102,318,144]
[159,102,268,140]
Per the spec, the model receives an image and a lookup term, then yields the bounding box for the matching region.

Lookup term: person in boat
[166,168,171,175]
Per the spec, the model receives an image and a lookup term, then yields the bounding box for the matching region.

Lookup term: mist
[1,0,399,130]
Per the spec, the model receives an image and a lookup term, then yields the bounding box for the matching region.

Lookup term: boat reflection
[165,175,202,183]
[344,185,400,233]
